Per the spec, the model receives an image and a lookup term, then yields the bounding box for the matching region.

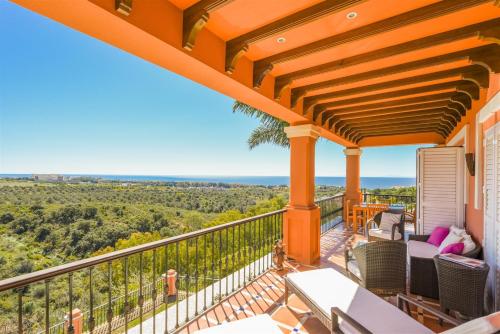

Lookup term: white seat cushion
[347,260,361,280]
[407,240,439,259]
[193,314,281,334]
[369,228,402,240]
[286,268,432,334]
[380,212,402,231]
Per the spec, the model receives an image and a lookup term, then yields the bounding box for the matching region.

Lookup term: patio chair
[434,255,489,320]
[284,268,500,334]
[408,234,482,299]
[344,240,407,297]
[365,210,405,241]
[284,268,434,333]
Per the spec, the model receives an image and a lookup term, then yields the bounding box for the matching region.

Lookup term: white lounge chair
[284,268,438,334]
[193,314,281,334]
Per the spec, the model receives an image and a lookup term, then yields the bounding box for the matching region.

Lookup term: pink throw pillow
[440,242,465,255]
[427,227,450,247]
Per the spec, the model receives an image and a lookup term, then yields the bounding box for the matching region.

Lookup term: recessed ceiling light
[346,11,357,20]
[276,37,286,43]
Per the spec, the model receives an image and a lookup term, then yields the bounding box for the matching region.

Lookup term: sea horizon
[0,174,416,189]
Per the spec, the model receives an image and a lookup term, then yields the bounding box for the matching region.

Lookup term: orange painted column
[344,148,362,213]
[283,124,321,265]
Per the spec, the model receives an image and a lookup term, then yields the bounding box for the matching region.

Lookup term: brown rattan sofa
[408,234,482,299]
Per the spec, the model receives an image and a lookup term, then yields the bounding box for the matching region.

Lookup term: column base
[283,206,320,265]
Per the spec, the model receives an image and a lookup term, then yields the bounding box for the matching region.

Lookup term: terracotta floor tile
[179,223,453,334]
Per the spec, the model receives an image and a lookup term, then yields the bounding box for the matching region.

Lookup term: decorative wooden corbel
[226,44,249,74]
[478,26,500,44]
[252,62,273,88]
[447,101,466,116]
[273,79,292,101]
[328,117,340,131]
[290,89,307,108]
[457,81,480,100]
[442,114,458,127]
[183,11,210,51]
[451,93,472,110]
[444,107,462,122]
[115,0,132,16]
[311,107,326,122]
[462,67,490,89]
[469,46,500,73]
[302,98,317,116]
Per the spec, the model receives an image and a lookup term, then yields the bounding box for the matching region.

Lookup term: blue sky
[0,2,422,177]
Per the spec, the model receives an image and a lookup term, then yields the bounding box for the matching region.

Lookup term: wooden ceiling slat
[286,44,499,103]
[272,18,500,92]
[302,64,488,108]
[252,0,496,87]
[313,92,464,120]
[305,80,478,113]
[330,108,462,131]
[224,0,364,73]
[353,127,449,141]
[343,124,451,140]
[327,104,462,125]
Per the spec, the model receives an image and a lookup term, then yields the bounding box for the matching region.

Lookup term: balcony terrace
[3,0,500,332]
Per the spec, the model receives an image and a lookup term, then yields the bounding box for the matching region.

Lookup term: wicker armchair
[434,255,489,320]
[408,234,482,300]
[365,210,405,242]
[344,240,407,297]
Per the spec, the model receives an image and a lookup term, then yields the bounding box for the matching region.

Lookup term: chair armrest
[331,307,372,334]
[408,234,430,242]
[396,294,463,327]
[344,247,353,270]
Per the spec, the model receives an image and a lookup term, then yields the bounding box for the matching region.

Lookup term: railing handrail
[362,192,415,199]
[0,208,286,292]
[315,193,344,203]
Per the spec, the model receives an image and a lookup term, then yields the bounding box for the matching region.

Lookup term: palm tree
[232,101,289,149]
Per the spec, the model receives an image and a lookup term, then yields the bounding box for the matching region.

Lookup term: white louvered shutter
[484,130,497,311]
[417,147,465,235]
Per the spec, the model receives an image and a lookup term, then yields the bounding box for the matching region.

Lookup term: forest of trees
[0,178,413,332]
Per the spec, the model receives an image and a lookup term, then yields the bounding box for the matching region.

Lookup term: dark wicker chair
[344,240,407,297]
[409,234,482,300]
[365,209,405,242]
[434,255,489,320]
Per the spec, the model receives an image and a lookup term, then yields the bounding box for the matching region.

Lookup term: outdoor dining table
[352,203,405,233]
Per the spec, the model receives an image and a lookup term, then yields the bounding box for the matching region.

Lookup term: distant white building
[32,174,64,182]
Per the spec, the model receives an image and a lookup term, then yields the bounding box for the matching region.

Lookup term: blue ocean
[0,174,415,189]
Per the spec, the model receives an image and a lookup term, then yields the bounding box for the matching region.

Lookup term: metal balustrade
[362,193,416,212]
[0,197,345,334]
[316,194,344,234]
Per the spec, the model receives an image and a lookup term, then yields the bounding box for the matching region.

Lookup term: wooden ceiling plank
[183,0,235,50]
[330,107,462,131]
[254,0,497,87]
[303,64,488,106]
[288,45,499,102]
[323,102,464,125]
[273,18,500,93]
[225,0,365,73]
[304,80,478,114]
[313,92,457,118]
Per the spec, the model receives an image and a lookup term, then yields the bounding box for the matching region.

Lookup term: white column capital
[343,148,362,156]
[284,124,321,139]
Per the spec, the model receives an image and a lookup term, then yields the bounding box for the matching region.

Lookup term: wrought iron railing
[0,210,285,334]
[0,196,344,334]
[316,194,344,234]
[362,193,416,212]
